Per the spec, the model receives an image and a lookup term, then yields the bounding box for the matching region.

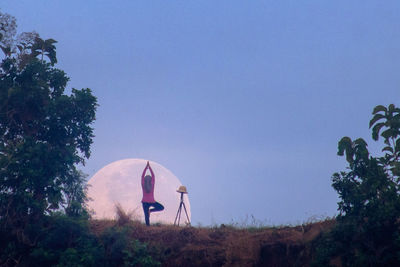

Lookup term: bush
[313,104,400,266]
[100,225,160,267]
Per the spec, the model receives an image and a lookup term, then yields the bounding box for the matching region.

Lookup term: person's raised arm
[148,162,155,184]
[141,161,150,185]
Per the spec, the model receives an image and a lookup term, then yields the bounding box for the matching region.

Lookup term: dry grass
[114,203,133,226]
[89,215,336,267]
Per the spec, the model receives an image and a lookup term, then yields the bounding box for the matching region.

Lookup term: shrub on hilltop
[313,104,400,266]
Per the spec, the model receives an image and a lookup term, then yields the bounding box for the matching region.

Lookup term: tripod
[174,192,190,226]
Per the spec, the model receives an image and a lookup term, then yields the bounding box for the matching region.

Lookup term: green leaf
[396,139,400,152]
[369,114,385,128]
[388,104,395,113]
[382,146,394,153]
[338,137,356,165]
[372,122,385,141]
[354,138,369,161]
[372,105,387,115]
[45,38,57,45]
[393,114,400,123]
[338,137,353,156]
[391,162,400,176]
[381,128,394,139]
[354,138,368,148]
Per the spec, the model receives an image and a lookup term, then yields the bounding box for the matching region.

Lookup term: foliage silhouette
[100,226,160,267]
[313,104,400,267]
[0,27,97,226]
[0,11,159,266]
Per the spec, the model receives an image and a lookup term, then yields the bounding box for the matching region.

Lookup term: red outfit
[141,162,164,226]
[141,164,155,203]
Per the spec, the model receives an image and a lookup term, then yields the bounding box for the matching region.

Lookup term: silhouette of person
[141,161,164,226]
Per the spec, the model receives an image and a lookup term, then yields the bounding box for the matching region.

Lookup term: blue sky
[2,1,400,225]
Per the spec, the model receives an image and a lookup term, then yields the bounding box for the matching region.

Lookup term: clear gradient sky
[2,1,399,225]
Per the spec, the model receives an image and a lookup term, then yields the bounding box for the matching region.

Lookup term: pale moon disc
[87,159,191,224]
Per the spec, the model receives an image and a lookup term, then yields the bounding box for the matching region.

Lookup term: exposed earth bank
[90,218,335,267]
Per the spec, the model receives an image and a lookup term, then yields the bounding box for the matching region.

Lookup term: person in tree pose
[141,161,164,226]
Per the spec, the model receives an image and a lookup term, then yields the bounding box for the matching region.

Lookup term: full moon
[87,159,191,225]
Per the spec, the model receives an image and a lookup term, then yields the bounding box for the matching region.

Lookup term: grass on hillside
[89,205,336,267]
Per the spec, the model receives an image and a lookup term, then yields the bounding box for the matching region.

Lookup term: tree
[313,104,400,267]
[0,11,159,267]
[0,10,97,245]
[31,36,57,65]
[0,11,17,57]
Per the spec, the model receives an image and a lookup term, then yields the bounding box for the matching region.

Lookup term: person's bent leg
[149,202,164,213]
[142,202,150,226]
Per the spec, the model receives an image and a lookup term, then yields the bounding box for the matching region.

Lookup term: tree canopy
[0,11,162,267]
[313,104,400,267]
[0,9,97,246]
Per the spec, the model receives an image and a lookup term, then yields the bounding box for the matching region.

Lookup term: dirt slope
[90,219,335,267]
